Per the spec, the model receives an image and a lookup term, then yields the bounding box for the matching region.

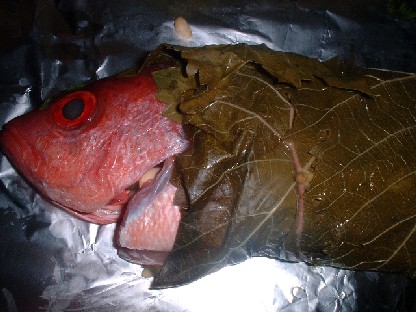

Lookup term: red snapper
[0,65,189,265]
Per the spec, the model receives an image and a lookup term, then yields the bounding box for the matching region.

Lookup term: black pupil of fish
[62,98,85,120]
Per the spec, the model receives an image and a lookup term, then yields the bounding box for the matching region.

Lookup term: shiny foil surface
[0,1,415,311]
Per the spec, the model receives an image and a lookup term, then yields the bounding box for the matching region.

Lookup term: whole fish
[2,44,416,288]
[0,65,189,265]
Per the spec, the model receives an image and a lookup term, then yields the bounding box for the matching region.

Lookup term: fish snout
[0,116,44,191]
[0,121,28,163]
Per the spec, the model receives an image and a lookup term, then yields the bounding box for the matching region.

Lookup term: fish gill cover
[144,44,416,287]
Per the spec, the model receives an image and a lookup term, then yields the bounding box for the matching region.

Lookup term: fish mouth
[59,158,180,267]
[55,159,180,267]
[66,163,164,225]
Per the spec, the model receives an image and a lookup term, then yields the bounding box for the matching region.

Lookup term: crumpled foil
[0,1,415,311]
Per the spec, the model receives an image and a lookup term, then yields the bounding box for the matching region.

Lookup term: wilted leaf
[145,44,416,288]
[152,67,196,123]
[290,71,416,271]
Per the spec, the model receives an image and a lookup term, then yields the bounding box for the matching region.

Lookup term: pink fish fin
[116,157,181,266]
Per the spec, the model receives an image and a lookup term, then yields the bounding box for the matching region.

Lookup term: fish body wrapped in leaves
[1,44,415,288]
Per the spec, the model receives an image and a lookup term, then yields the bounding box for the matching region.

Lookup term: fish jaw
[54,191,131,224]
[116,158,181,265]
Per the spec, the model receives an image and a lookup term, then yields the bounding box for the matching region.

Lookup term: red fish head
[0,68,189,224]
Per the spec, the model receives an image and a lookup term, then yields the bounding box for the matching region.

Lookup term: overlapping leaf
[146,45,416,287]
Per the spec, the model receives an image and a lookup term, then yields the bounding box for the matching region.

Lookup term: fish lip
[53,200,122,224]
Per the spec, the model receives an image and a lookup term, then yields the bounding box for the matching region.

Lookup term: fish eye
[52,91,97,129]
[62,98,85,120]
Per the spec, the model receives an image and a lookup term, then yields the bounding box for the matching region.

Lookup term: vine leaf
[145,44,416,288]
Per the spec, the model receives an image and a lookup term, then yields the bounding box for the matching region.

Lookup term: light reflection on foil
[2,90,32,124]
[41,206,356,312]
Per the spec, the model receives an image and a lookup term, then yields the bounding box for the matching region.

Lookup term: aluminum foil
[1,1,416,311]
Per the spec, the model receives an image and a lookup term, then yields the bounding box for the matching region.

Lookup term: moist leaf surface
[145,45,416,288]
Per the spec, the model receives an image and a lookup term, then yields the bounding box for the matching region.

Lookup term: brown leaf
[146,44,416,288]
